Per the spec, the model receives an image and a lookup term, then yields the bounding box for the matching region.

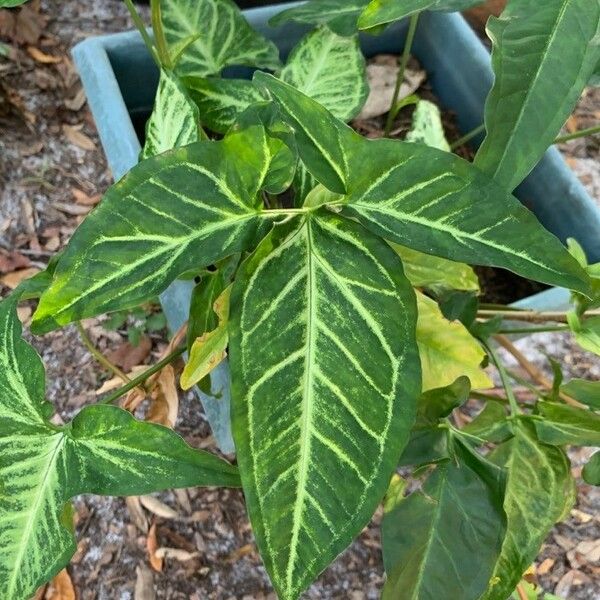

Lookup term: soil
[1,2,599,599]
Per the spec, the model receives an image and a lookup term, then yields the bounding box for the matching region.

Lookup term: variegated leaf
[31,125,277,333]
[405,99,450,152]
[255,72,591,295]
[161,0,281,77]
[475,0,600,191]
[280,26,368,121]
[142,69,204,160]
[0,295,239,600]
[184,76,266,134]
[269,0,371,37]
[229,213,420,600]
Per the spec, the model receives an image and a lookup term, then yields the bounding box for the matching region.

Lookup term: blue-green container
[72,2,593,450]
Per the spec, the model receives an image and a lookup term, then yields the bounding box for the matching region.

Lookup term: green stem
[383,13,420,137]
[495,325,570,335]
[151,0,173,69]
[481,339,520,416]
[123,0,160,67]
[450,123,486,150]
[99,345,186,405]
[554,124,600,144]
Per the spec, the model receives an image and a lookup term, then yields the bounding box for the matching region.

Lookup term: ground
[0,1,599,599]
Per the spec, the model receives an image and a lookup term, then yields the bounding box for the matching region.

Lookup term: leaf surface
[256,72,591,295]
[583,452,600,485]
[381,440,506,600]
[560,379,600,411]
[482,423,573,600]
[0,295,239,600]
[161,0,281,77]
[475,0,600,190]
[32,126,275,333]
[534,401,600,446]
[405,99,450,152]
[229,213,420,599]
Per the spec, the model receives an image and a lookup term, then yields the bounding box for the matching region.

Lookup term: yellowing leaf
[416,292,492,391]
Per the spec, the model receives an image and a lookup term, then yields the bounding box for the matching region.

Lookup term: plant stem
[495,325,570,335]
[477,308,600,324]
[383,13,420,137]
[450,123,486,150]
[76,322,131,384]
[151,0,173,69]
[123,0,160,67]
[481,338,520,415]
[555,123,600,144]
[100,345,186,405]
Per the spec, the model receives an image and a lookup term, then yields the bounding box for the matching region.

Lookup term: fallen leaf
[62,124,96,151]
[154,547,199,561]
[0,249,30,272]
[27,45,61,63]
[140,496,180,520]
[72,188,101,206]
[17,305,32,324]
[107,336,152,372]
[65,87,86,111]
[555,569,590,598]
[570,508,593,524]
[146,364,179,428]
[575,539,600,564]
[147,523,163,572]
[53,202,92,216]
[45,569,75,600]
[126,496,149,534]
[134,564,155,600]
[95,365,147,395]
[537,557,555,575]
[0,267,39,289]
[21,140,44,156]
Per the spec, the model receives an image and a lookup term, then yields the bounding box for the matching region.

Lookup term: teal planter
[73,2,592,450]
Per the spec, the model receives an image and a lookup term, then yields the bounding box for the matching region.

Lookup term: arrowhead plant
[3,0,600,598]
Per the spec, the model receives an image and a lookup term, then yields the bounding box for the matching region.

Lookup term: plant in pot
[1,0,600,599]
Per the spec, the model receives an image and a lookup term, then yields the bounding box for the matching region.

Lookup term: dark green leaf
[560,379,600,411]
[475,0,600,191]
[438,290,479,327]
[31,125,277,333]
[398,427,450,467]
[482,423,573,600]
[255,72,591,296]
[582,451,600,485]
[382,439,506,600]
[462,400,512,443]
[416,376,470,426]
[229,213,420,599]
[534,401,600,446]
[0,295,239,600]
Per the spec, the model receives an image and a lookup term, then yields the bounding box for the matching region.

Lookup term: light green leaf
[229,213,420,600]
[583,451,600,485]
[391,243,479,292]
[0,295,239,600]
[475,0,600,191]
[142,69,203,160]
[560,379,600,411]
[187,271,226,352]
[358,0,484,29]
[184,76,266,134]
[405,99,451,151]
[416,292,492,391]
[568,313,600,357]
[269,0,370,37]
[293,163,319,206]
[280,27,368,121]
[462,400,512,443]
[382,439,506,600]
[255,72,591,295]
[590,60,600,85]
[161,0,281,77]
[0,0,29,6]
[482,423,573,600]
[181,286,230,390]
[31,125,277,334]
[534,401,600,446]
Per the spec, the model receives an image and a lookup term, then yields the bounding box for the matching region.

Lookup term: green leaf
[398,427,450,467]
[381,439,506,600]
[358,0,485,29]
[568,313,600,357]
[0,0,29,6]
[184,76,266,134]
[161,0,281,77]
[255,72,591,295]
[229,213,420,600]
[269,0,370,37]
[405,99,451,152]
[416,292,492,391]
[31,125,276,333]
[0,295,239,600]
[391,243,479,293]
[181,286,230,390]
[293,163,319,206]
[482,423,573,600]
[280,27,368,122]
[560,379,600,411]
[187,271,226,351]
[582,451,600,485]
[590,59,600,86]
[462,400,512,443]
[534,401,600,446]
[474,0,600,191]
[416,376,470,426]
[142,69,203,160]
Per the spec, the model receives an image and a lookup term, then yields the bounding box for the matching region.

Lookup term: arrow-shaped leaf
[0,295,239,600]
[229,213,420,600]
[475,0,600,191]
[31,125,277,333]
[255,72,591,295]
[161,0,281,77]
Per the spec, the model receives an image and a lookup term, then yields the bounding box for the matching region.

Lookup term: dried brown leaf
[154,547,199,562]
[27,45,61,64]
[0,267,40,289]
[45,569,75,600]
[147,523,163,572]
[62,124,96,151]
[146,364,179,428]
[134,564,155,600]
[126,496,149,534]
[107,336,152,372]
[72,188,101,206]
[0,250,30,273]
[140,496,180,520]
